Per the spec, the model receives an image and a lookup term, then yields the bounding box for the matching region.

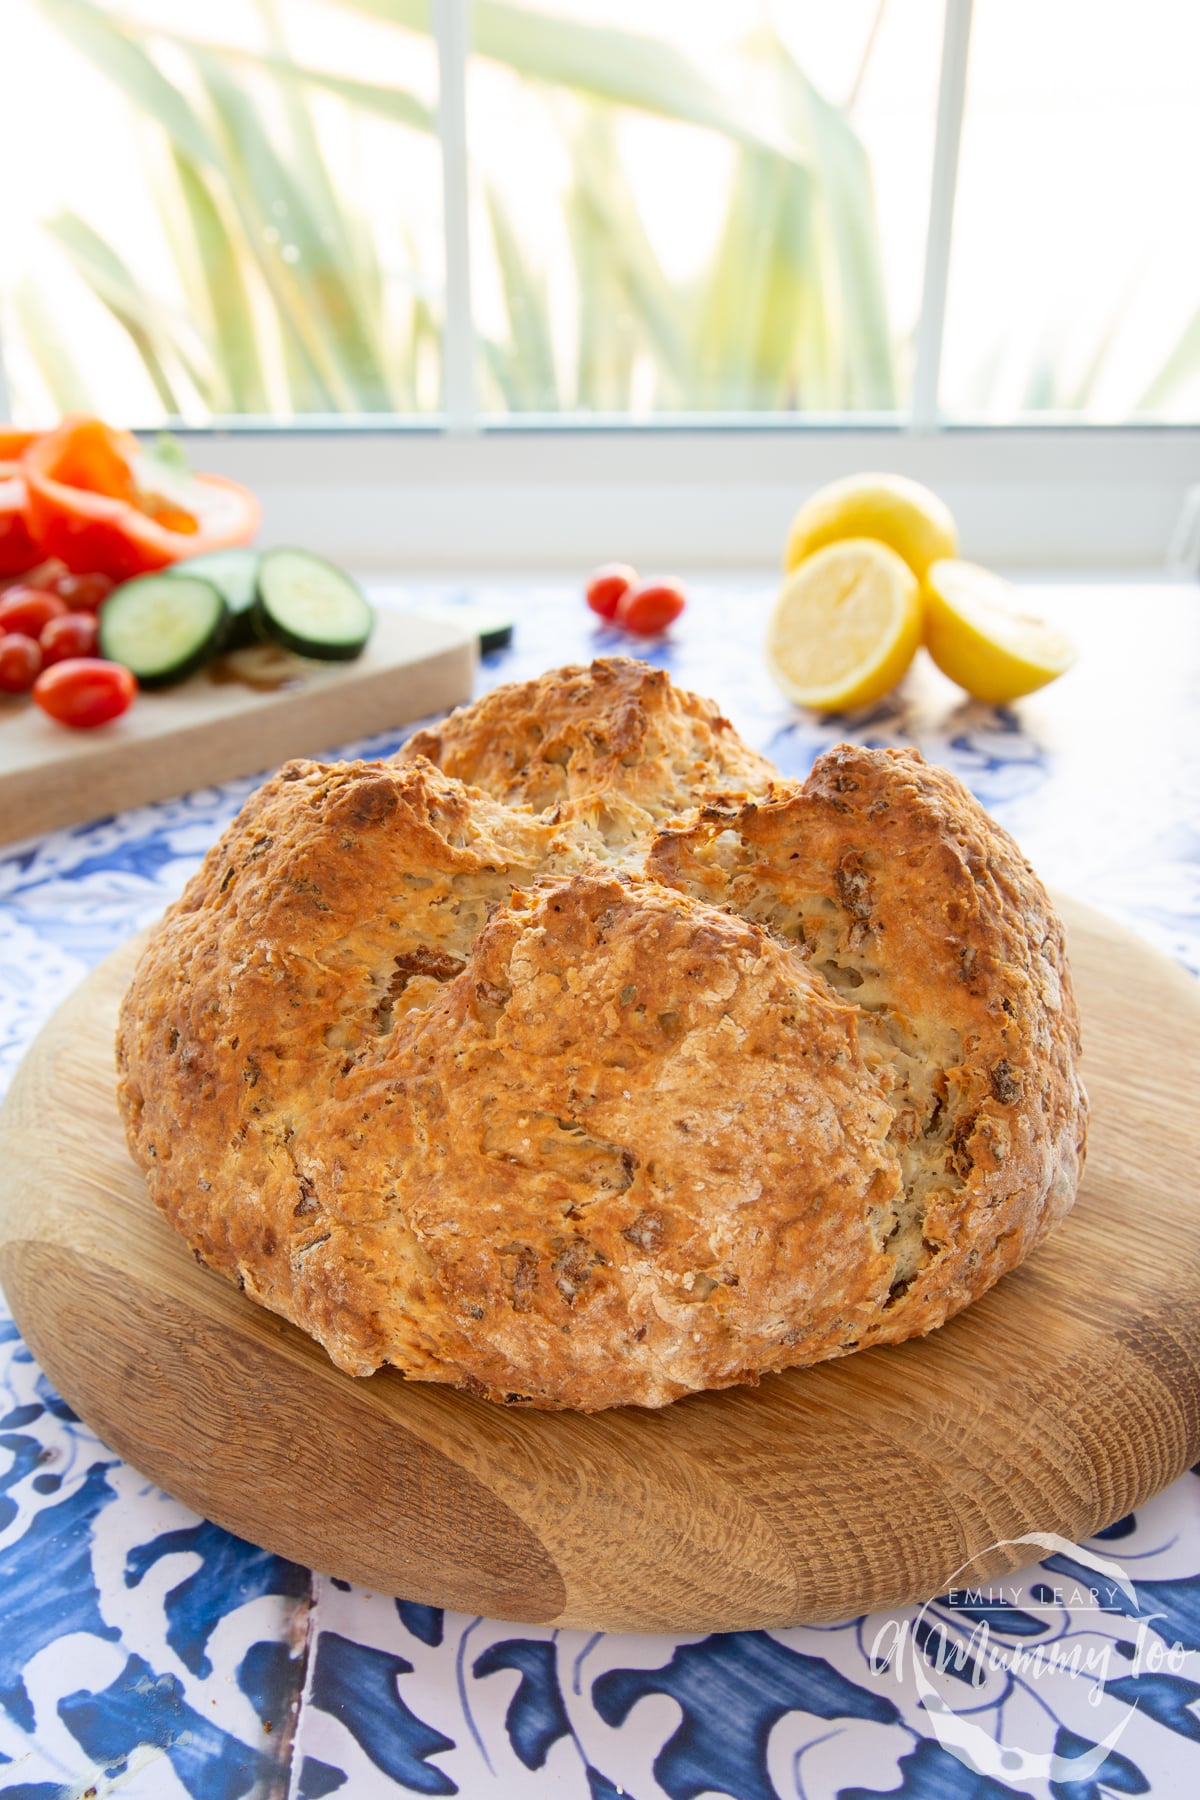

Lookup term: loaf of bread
[116,657,1087,1410]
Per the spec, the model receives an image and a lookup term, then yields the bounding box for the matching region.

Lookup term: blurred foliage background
[2,0,1197,424]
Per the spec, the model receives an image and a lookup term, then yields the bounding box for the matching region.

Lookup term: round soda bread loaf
[116,657,1087,1410]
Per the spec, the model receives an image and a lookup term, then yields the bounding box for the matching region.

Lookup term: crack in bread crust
[116,659,1088,1410]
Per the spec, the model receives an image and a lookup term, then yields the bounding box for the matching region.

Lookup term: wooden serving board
[0,608,476,847]
[1,898,1199,1633]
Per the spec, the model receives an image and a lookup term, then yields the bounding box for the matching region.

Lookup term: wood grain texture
[0,609,476,847]
[1,897,1198,1632]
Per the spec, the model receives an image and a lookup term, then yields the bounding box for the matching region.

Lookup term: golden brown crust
[117,662,1088,1410]
[648,744,1088,1351]
[403,656,775,836]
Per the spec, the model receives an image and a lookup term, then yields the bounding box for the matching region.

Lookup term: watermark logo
[868,1531,1194,1787]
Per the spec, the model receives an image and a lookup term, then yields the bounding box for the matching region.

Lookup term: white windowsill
[176,426,1200,573]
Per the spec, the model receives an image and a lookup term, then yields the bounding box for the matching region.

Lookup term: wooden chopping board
[0,608,476,847]
[1,898,1198,1634]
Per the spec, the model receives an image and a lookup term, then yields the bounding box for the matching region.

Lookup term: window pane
[467,0,944,417]
[941,0,1200,422]
[0,0,443,425]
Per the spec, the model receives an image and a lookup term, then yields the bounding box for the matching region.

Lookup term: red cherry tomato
[14,562,68,591]
[0,633,43,694]
[0,587,67,639]
[615,581,686,636]
[52,571,115,613]
[40,610,100,665]
[33,657,137,728]
[586,563,637,619]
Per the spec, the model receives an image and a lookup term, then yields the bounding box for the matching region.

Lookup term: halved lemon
[784,473,958,580]
[766,538,922,712]
[924,559,1076,704]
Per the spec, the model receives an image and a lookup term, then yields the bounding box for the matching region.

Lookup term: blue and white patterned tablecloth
[0,576,1198,1800]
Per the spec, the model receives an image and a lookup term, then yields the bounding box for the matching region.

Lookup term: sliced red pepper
[23,417,261,580]
[0,431,38,460]
[0,429,42,578]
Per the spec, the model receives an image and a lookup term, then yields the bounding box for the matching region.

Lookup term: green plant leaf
[567,192,636,411]
[108,21,436,133]
[479,335,522,412]
[484,185,559,409]
[256,0,379,329]
[1060,298,1131,412]
[123,1,430,400]
[268,60,432,131]
[12,274,97,415]
[147,431,190,472]
[164,149,270,414]
[1016,296,1131,414]
[684,31,899,413]
[191,47,392,410]
[35,0,423,414]
[332,0,431,27]
[758,32,895,408]
[566,180,637,410]
[42,211,203,415]
[1136,306,1200,415]
[338,0,807,162]
[565,108,685,409]
[692,145,811,409]
[472,2,800,159]
[29,0,900,423]
[35,0,218,168]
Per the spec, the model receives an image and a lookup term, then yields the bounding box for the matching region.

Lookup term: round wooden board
[2,898,1199,1634]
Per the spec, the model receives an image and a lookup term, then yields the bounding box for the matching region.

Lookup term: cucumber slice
[254,549,373,661]
[170,548,259,647]
[99,574,228,688]
[478,616,514,655]
[437,601,514,654]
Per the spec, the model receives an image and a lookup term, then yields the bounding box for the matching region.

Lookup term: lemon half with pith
[924,559,1076,704]
[766,538,922,713]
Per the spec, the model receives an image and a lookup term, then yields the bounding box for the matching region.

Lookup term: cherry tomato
[40,610,99,665]
[52,571,115,612]
[14,562,68,591]
[586,562,638,619]
[0,633,43,694]
[615,581,686,636]
[33,657,137,728]
[0,587,67,639]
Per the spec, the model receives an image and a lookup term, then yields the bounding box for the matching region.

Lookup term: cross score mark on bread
[116,658,1087,1410]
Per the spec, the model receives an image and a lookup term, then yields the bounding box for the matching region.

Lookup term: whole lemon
[784,473,958,580]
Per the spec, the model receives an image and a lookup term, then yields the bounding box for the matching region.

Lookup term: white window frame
[3,0,1197,570]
